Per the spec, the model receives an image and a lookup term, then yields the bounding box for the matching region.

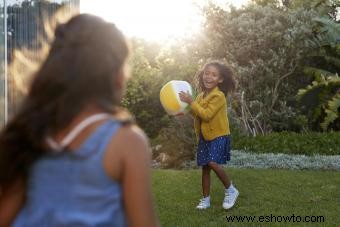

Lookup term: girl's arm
[190,93,225,121]
[0,178,25,227]
[106,125,159,227]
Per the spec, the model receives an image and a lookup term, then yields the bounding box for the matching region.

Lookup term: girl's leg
[196,165,212,209]
[207,162,239,210]
[207,161,231,188]
[202,165,211,197]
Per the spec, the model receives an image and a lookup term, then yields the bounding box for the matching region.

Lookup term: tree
[298,17,340,131]
[121,40,166,138]
[198,3,317,134]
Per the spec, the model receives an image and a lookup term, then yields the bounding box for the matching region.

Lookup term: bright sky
[80,0,249,41]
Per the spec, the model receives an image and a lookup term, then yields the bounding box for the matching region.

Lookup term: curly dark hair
[196,61,236,96]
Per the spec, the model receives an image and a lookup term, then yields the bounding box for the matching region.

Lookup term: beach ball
[160,80,193,116]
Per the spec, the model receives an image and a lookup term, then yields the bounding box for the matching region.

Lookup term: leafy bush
[298,17,340,131]
[151,115,196,169]
[151,113,340,170]
[122,43,169,138]
[233,131,340,155]
[122,39,199,139]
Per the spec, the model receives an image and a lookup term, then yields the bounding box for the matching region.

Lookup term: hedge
[232,131,340,155]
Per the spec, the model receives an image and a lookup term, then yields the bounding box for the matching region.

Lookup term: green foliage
[291,0,339,13]
[151,116,196,168]
[199,4,317,133]
[122,39,199,138]
[151,123,340,168]
[250,0,281,7]
[321,93,340,130]
[310,17,340,47]
[298,73,340,129]
[233,131,340,155]
[123,0,340,139]
[298,17,340,130]
[122,42,169,138]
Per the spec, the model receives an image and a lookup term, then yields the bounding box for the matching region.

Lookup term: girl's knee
[207,161,218,168]
[202,165,211,171]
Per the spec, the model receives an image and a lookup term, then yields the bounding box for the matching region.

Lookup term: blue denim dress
[13,120,126,227]
[197,135,231,166]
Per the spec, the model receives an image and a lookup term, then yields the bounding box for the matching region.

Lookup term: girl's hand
[179,91,193,104]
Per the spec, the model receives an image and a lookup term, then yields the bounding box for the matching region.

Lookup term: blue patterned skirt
[197,135,231,166]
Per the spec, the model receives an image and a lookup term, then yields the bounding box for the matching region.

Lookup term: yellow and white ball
[160,80,193,116]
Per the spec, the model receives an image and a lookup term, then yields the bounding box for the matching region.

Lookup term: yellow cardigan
[190,87,230,141]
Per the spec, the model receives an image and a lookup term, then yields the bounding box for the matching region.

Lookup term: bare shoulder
[103,124,150,180]
[109,124,149,153]
[115,125,149,150]
[116,125,151,170]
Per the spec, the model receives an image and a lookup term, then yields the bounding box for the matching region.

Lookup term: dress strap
[46,113,111,152]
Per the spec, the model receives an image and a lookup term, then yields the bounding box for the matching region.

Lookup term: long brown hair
[0,14,129,186]
[196,61,236,96]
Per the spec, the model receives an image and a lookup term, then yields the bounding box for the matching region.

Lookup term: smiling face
[202,65,224,92]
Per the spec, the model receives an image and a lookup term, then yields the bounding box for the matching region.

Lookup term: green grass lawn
[152,168,340,227]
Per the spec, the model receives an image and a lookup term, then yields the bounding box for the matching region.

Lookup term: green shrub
[151,115,196,168]
[233,131,340,155]
[152,119,339,169]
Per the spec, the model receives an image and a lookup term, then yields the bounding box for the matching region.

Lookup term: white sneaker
[196,196,210,209]
[222,185,239,209]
